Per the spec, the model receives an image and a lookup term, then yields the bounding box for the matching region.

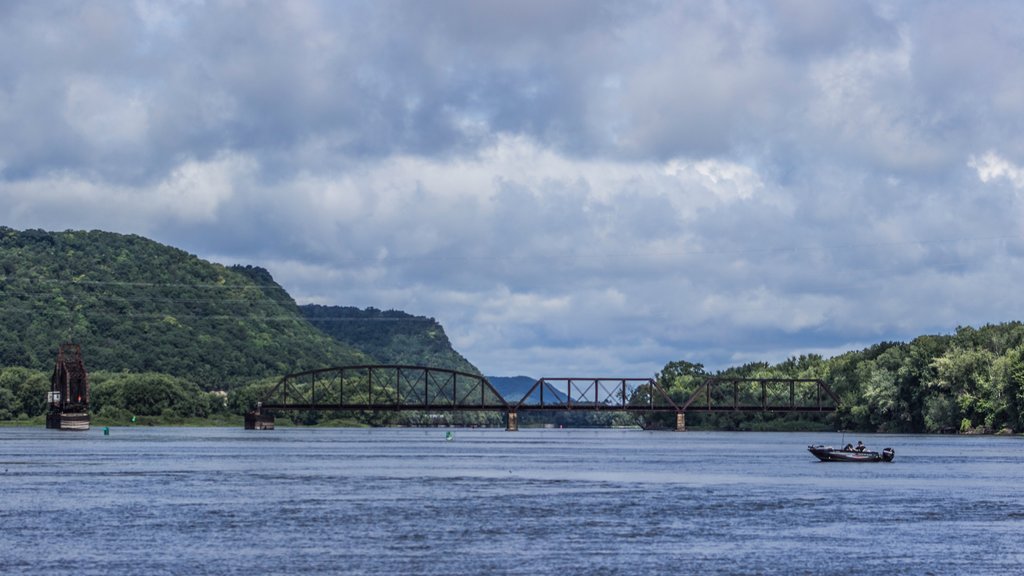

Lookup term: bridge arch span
[245,365,509,429]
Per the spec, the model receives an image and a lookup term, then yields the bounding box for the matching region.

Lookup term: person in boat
[855,441,866,452]
[843,443,854,451]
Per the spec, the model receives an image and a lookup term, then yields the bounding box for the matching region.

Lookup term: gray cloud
[3,0,1024,376]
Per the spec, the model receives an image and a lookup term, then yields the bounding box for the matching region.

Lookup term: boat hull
[808,445,894,462]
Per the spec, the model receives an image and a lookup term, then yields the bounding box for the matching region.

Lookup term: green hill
[0,227,490,425]
[0,227,380,388]
[300,304,477,374]
[486,376,538,401]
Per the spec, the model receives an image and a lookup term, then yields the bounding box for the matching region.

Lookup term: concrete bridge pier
[244,411,275,430]
[244,403,275,430]
[506,411,519,432]
[675,412,686,431]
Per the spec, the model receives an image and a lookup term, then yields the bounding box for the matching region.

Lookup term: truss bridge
[244,365,839,431]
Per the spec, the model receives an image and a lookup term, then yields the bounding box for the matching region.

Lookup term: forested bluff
[1,227,1022,434]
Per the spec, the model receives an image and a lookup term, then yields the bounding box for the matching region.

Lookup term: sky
[3,0,1024,378]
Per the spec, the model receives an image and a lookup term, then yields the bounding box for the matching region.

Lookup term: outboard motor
[881,447,895,462]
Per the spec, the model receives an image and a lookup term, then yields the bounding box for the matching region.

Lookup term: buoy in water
[103,427,110,436]
[445,431,454,441]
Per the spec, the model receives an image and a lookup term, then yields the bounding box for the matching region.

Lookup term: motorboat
[808,444,895,462]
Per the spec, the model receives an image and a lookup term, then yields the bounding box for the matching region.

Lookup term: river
[1,427,1021,575]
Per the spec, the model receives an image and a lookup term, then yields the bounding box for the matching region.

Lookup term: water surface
[1,427,1021,575]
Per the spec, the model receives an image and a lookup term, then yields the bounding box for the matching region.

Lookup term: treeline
[0,367,247,423]
[656,322,1024,433]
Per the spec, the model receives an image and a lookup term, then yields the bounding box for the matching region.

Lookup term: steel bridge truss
[512,377,679,412]
[254,365,509,413]
[245,366,839,431]
[681,377,840,413]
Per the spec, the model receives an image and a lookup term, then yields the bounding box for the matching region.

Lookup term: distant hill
[487,375,573,404]
[0,228,477,389]
[300,304,478,374]
[487,376,538,402]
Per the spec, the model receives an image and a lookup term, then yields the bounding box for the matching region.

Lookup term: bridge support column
[506,411,518,432]
[244,405,275,430]
[675,412,686,432]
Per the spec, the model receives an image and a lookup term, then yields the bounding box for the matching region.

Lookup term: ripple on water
[1,428,1022,575]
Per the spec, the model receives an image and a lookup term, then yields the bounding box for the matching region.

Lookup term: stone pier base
[675,412,686,431]
[244,411,275,430]
[506,411,519,432]
[46,411,90,431]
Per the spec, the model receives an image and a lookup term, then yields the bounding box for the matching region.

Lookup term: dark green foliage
[657,322,1024,433]
[0,228,486,425]
[0,228,370,389]
[300,304,478,374]
[0,367,49,418]
[91,372,210,418]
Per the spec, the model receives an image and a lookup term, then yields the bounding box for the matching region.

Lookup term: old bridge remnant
[46,343,91,431]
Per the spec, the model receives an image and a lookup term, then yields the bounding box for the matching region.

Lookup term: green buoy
[103,427,110,436]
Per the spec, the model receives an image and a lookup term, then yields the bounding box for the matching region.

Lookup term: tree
[929,346,996,432]
[0,367,49,418]
[0,387,16,420]
[989,344,1024,431]
[656,360,706,399]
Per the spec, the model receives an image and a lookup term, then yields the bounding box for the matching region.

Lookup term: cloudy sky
[3,1,1024,378]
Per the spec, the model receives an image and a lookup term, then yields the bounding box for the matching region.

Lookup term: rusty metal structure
[246,365,839,431]
[681,377,840,412]
[508,377,680,430]
[246,365,508,430]
[513,377,676,411]
[676,377,840,430]
[46,342,91,430]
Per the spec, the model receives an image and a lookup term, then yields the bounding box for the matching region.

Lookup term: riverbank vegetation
[655,322,1024,434]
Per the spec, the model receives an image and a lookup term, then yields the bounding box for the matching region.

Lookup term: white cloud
[63,77,150,149]
[698,287,844,332]
[970,151,1024,190]
[1,152,251,230]
[153,153,251,221]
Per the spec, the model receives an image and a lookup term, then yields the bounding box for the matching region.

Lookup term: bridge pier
[244,403,275,430]
[675,412,686,431]
[506,411,518,432]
